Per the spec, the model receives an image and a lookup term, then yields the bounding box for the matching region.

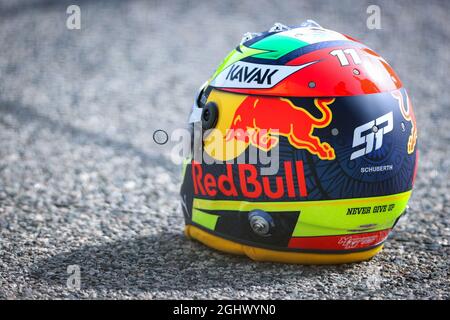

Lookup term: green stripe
[210,45,270,81]
[191,209,219,230]
[250,34,309,60]
[208,34,309,84]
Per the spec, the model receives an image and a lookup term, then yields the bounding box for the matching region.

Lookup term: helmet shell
[181,23,418,264]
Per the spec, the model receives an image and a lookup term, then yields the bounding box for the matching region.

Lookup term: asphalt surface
[0,0,449,299]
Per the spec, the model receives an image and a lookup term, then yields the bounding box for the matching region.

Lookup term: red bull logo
[192,160,308,199]
[225,96,336,160]
[391,90,417,155]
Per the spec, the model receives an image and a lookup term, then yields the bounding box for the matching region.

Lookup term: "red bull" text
[192,160,308,199]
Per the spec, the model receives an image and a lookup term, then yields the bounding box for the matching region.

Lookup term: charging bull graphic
[225,96,336,160]
[391,89,417,154]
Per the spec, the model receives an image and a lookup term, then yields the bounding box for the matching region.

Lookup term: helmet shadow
[30,232,359,295]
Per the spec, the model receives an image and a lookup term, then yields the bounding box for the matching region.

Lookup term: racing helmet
[180,21,418,264]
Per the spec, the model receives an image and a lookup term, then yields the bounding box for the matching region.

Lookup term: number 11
[330,48,362,66]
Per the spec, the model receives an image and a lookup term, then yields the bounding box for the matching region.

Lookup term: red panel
[288,229,391,251]
[221,44,402,97]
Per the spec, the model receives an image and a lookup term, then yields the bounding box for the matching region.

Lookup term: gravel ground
[0,0,449,299]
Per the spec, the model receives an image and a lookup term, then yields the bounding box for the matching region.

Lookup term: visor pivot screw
[308,81,316,88]
[248,210,274,237]
[353,68,360,75]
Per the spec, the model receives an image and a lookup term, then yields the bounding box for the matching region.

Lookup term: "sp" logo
[350,112,393,160]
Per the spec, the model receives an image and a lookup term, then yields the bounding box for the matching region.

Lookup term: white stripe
[210,60,318,89]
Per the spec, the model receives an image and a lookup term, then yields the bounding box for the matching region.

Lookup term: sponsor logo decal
[226,96,336,160]
[225,63,279,85]
[337,230,389,249]
[210,60,318,89]
[192,160,308,199]
[360,164,393,173]
[288,229,391,250]
[350,111,393,160]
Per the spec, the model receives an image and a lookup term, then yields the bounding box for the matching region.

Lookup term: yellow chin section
[185,225,383,265]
